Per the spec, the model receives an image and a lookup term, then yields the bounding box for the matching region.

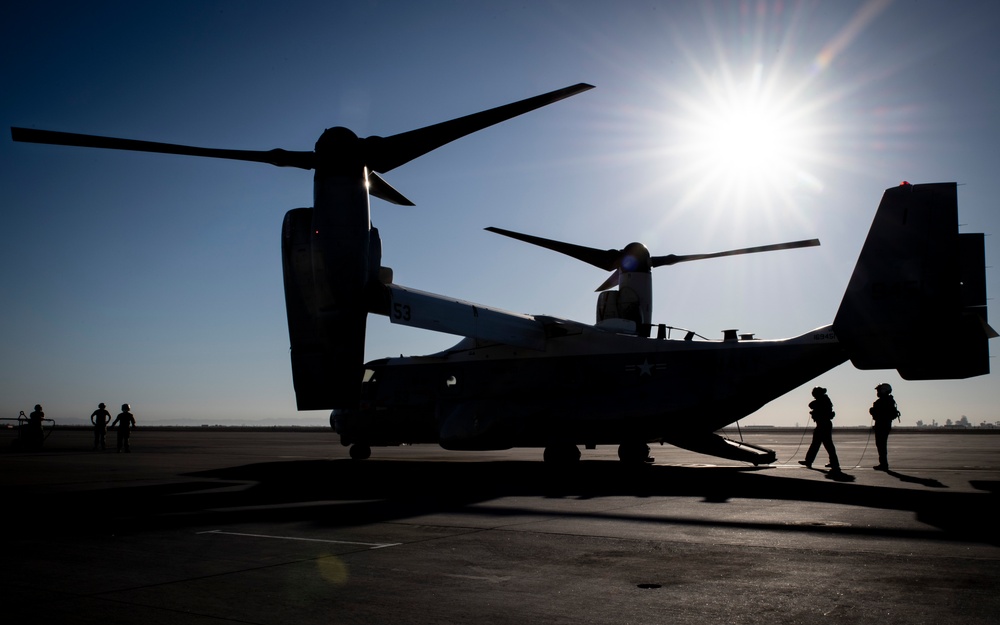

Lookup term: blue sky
[2,0,998,427]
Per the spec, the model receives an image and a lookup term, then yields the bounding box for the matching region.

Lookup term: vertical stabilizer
[833,182,993,379]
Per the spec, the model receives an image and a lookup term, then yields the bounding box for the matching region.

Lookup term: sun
[702,89,796,176]
[670,64,822,210]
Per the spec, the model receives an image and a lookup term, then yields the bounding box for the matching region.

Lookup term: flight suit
[870,395,898,469]
[804,394,839,470]
[91,408,111,450]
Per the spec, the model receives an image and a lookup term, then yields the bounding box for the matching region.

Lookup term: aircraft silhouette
[10,84,994,464]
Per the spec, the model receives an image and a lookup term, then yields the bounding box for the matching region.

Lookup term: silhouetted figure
[110,404,136,453]
[27,404,45,448]
[90,402,111,450]
[799,386,840,472]
[870,383,899,470]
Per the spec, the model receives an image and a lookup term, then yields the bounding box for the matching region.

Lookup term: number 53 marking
[392,303,412,321]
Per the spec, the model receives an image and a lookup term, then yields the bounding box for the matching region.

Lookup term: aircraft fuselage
[333,320,848,450]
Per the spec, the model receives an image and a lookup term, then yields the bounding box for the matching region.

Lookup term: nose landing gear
[617,442,653,465]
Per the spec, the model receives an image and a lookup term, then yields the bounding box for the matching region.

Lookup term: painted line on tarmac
[197,529,400,549]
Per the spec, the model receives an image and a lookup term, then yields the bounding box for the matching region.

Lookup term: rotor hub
[315,127,364,175]
[621,242,651,272]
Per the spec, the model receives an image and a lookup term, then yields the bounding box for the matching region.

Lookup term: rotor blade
[367,171,415,206]
[485,226,621,270]
[366,83,594,173]
[11,127,316,169]
[651,238,821,267]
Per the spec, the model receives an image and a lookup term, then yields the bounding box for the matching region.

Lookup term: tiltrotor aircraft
[11,84,994,465]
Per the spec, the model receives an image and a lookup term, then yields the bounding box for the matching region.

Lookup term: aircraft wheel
[543,444,581,464]
[617,442,652,465]
[349,444,371,461]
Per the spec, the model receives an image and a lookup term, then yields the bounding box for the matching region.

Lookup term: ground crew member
[799,387,841,472]
[23,404,44,449]
[110,404,136,453]
[91,402,111,450]
[870,383,899,470]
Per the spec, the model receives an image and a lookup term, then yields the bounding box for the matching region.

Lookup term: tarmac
[2,427,998,624]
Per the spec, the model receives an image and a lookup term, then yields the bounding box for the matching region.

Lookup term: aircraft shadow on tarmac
[16,459,997,546]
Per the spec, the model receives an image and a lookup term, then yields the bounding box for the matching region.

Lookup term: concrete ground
[2,427,998,624]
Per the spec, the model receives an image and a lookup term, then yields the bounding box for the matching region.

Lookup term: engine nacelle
[282,207,378,410]
[595,272,653,336]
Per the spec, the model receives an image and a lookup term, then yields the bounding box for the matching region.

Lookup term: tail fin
[833,182,995,380]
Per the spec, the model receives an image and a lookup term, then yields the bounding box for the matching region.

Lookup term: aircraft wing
[384,284,547,350]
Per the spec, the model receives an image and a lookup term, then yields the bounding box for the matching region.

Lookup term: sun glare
[703,91,796,176]
[672,64,822,209]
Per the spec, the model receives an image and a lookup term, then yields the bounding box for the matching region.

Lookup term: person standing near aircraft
[110,404,136,453]
[799,387,841,472]
[90,402,111,450]
[24,404,45,449]
[870,383,900,470]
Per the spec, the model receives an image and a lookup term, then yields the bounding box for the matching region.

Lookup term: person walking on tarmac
[110,404,136,453]
[870,383,900,470]
[799,387,841,472]
[90,402,112,450]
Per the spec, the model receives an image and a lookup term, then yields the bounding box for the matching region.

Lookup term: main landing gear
[542,443,654,465]
[349,443,371,460]
[543,444,581,464]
